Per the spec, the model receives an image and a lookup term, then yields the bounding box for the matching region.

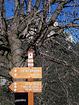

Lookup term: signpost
[9,49,42,105]
[9,67,42,79]
[28,49,34,105]
[9,81,42,93]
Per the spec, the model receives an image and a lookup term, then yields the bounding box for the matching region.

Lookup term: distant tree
[0,0,79,105]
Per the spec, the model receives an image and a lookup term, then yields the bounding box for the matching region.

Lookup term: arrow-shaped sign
[9,81,42,93]
[9,67,42,79]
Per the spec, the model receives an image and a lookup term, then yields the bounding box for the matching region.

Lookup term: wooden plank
[9,67,42,79]
[9,81,42,93]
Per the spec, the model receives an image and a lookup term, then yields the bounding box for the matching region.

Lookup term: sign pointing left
[9,67,42,79]
[9,81,42,93]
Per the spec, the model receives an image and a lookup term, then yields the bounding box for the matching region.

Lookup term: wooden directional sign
[9,81,42,93]
[9,67,42,79]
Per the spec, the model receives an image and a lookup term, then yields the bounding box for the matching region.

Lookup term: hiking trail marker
[9,49,42,105]
[9,81,42,93]
[9,67,42,79]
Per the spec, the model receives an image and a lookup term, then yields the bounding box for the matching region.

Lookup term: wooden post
[28,49,34,105]
[9,48,42,105]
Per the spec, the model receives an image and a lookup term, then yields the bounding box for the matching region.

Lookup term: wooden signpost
[9,67,42,79]
[28,49,34,105]
[9,49,42,105]
[9,81,42,93]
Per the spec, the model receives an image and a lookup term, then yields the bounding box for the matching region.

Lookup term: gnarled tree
[0,0,79,105]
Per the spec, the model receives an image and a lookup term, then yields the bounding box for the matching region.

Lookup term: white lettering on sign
[9,67,42,79]
[9,81,42,93]
[20,69,41,73]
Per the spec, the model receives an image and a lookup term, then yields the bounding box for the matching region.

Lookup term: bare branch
[0,0,5,17]
[34,0,41,10]
[19,0,25,15]
[50,1,68,23]
[27,0,32,13]
[40,52,79,75]
[43,0,56,20]
[60,23,79,28]
[66,23,79,28]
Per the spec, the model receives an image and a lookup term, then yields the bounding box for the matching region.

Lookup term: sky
[4,0,36,18]
[5,0,14,18]
[4,0,79,43]
[5,0,57,18]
